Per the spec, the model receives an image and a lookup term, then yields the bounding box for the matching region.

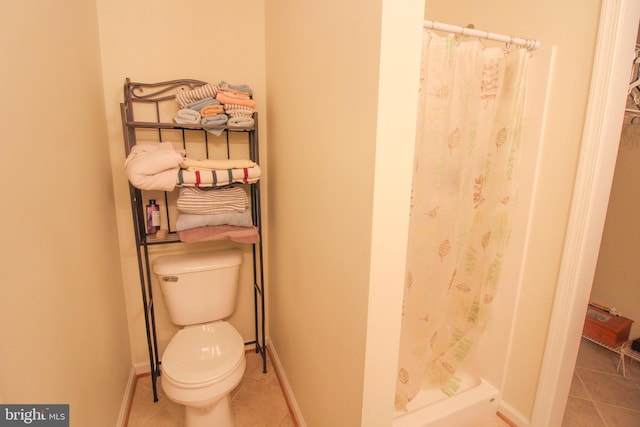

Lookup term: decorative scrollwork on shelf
[126,78,207,103]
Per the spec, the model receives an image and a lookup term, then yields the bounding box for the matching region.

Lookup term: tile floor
[124,350,514,427]
[561,337,640,426]
[126,350,295,427]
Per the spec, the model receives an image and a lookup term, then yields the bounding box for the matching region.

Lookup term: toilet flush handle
[162,276,179,282]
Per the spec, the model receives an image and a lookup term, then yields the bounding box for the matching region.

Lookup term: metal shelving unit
[120,78,266,402]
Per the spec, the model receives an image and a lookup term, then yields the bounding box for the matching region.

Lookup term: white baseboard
[498,401,529,427]
[134,362,152,375]
[267,337,306,427]
[116,366,137,427]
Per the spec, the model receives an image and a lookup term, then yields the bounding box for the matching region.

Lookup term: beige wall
[96,0,268,366]
[264,1,383,425]
[425,0,601,418]
[591,127,640,339]
[0,1,132,425]
[0,0,606,425]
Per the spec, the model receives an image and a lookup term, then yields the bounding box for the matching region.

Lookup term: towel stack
[173,80,256,131]
[176,185,259,244]
[216,81,255,128]
[173,83,228,135]
[174,157,261,244]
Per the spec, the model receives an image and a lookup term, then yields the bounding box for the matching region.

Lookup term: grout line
[592,401,610,427]
[574,370,595,401]
[572,371,610,427]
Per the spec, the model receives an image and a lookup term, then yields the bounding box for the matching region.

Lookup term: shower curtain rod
[424,20,541,50]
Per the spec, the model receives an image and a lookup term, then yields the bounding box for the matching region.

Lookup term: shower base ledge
[393,377,499,427]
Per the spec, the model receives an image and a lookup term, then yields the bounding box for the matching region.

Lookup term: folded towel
[173,108,201,124]
[177,185,249,215]
[216,92,256,109]
[219,81,253,97]
[175,83,220,107]
[228,117,255,128]
[183,97,219,112]
[201,115,228,136]
[124,143,185,191]
[181,158,256,170]
[201,104,225,117]
[177,164,262,187]
[176,210,254,231]
[218,90,252,101]
[224,104,254,118]
[178,225,260,244]
[200,114,228,125]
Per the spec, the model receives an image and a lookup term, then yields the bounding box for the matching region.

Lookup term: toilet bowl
[161,321,246,427]
[153,249,246,427]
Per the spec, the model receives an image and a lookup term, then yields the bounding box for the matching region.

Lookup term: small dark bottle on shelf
[146,199,160,234]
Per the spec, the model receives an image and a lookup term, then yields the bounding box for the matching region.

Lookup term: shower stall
[392,21,553,427]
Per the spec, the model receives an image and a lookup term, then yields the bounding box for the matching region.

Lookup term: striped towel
[224,104,254,118]
[177,186,248,215]
[177,164,261,187]
[176,83,220,107]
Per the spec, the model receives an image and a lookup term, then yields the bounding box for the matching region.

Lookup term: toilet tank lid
[153,249,242,275]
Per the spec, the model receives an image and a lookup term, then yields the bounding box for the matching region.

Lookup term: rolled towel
[201,104,225,117]
[201,115,228,125]
[175,83,220,107]
[201,115,228,136]
[228,117,255,128]
[173,108,201,124]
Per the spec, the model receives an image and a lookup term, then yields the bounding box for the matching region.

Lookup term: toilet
[153,248,246,427]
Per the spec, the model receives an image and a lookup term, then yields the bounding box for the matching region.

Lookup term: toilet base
[185,394,234,427]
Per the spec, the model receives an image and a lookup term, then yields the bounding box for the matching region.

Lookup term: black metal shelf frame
[120,78,266,402]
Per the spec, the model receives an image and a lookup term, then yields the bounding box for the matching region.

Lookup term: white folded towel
[180,158,256,171]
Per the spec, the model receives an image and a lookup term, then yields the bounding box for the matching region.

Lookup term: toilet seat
[162,321,244,388]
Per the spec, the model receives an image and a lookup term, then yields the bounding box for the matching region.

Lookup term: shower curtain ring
[456,26,465,44]
[506,36,514,50]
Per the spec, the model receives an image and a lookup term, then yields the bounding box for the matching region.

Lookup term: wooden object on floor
[582,304,633,348]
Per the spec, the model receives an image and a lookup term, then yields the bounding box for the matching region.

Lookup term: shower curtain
[395,29,530,410]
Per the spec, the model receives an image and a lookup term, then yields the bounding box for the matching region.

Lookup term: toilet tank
[152,249,243,326]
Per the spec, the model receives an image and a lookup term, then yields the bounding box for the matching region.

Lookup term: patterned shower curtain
[395,29,530,410]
